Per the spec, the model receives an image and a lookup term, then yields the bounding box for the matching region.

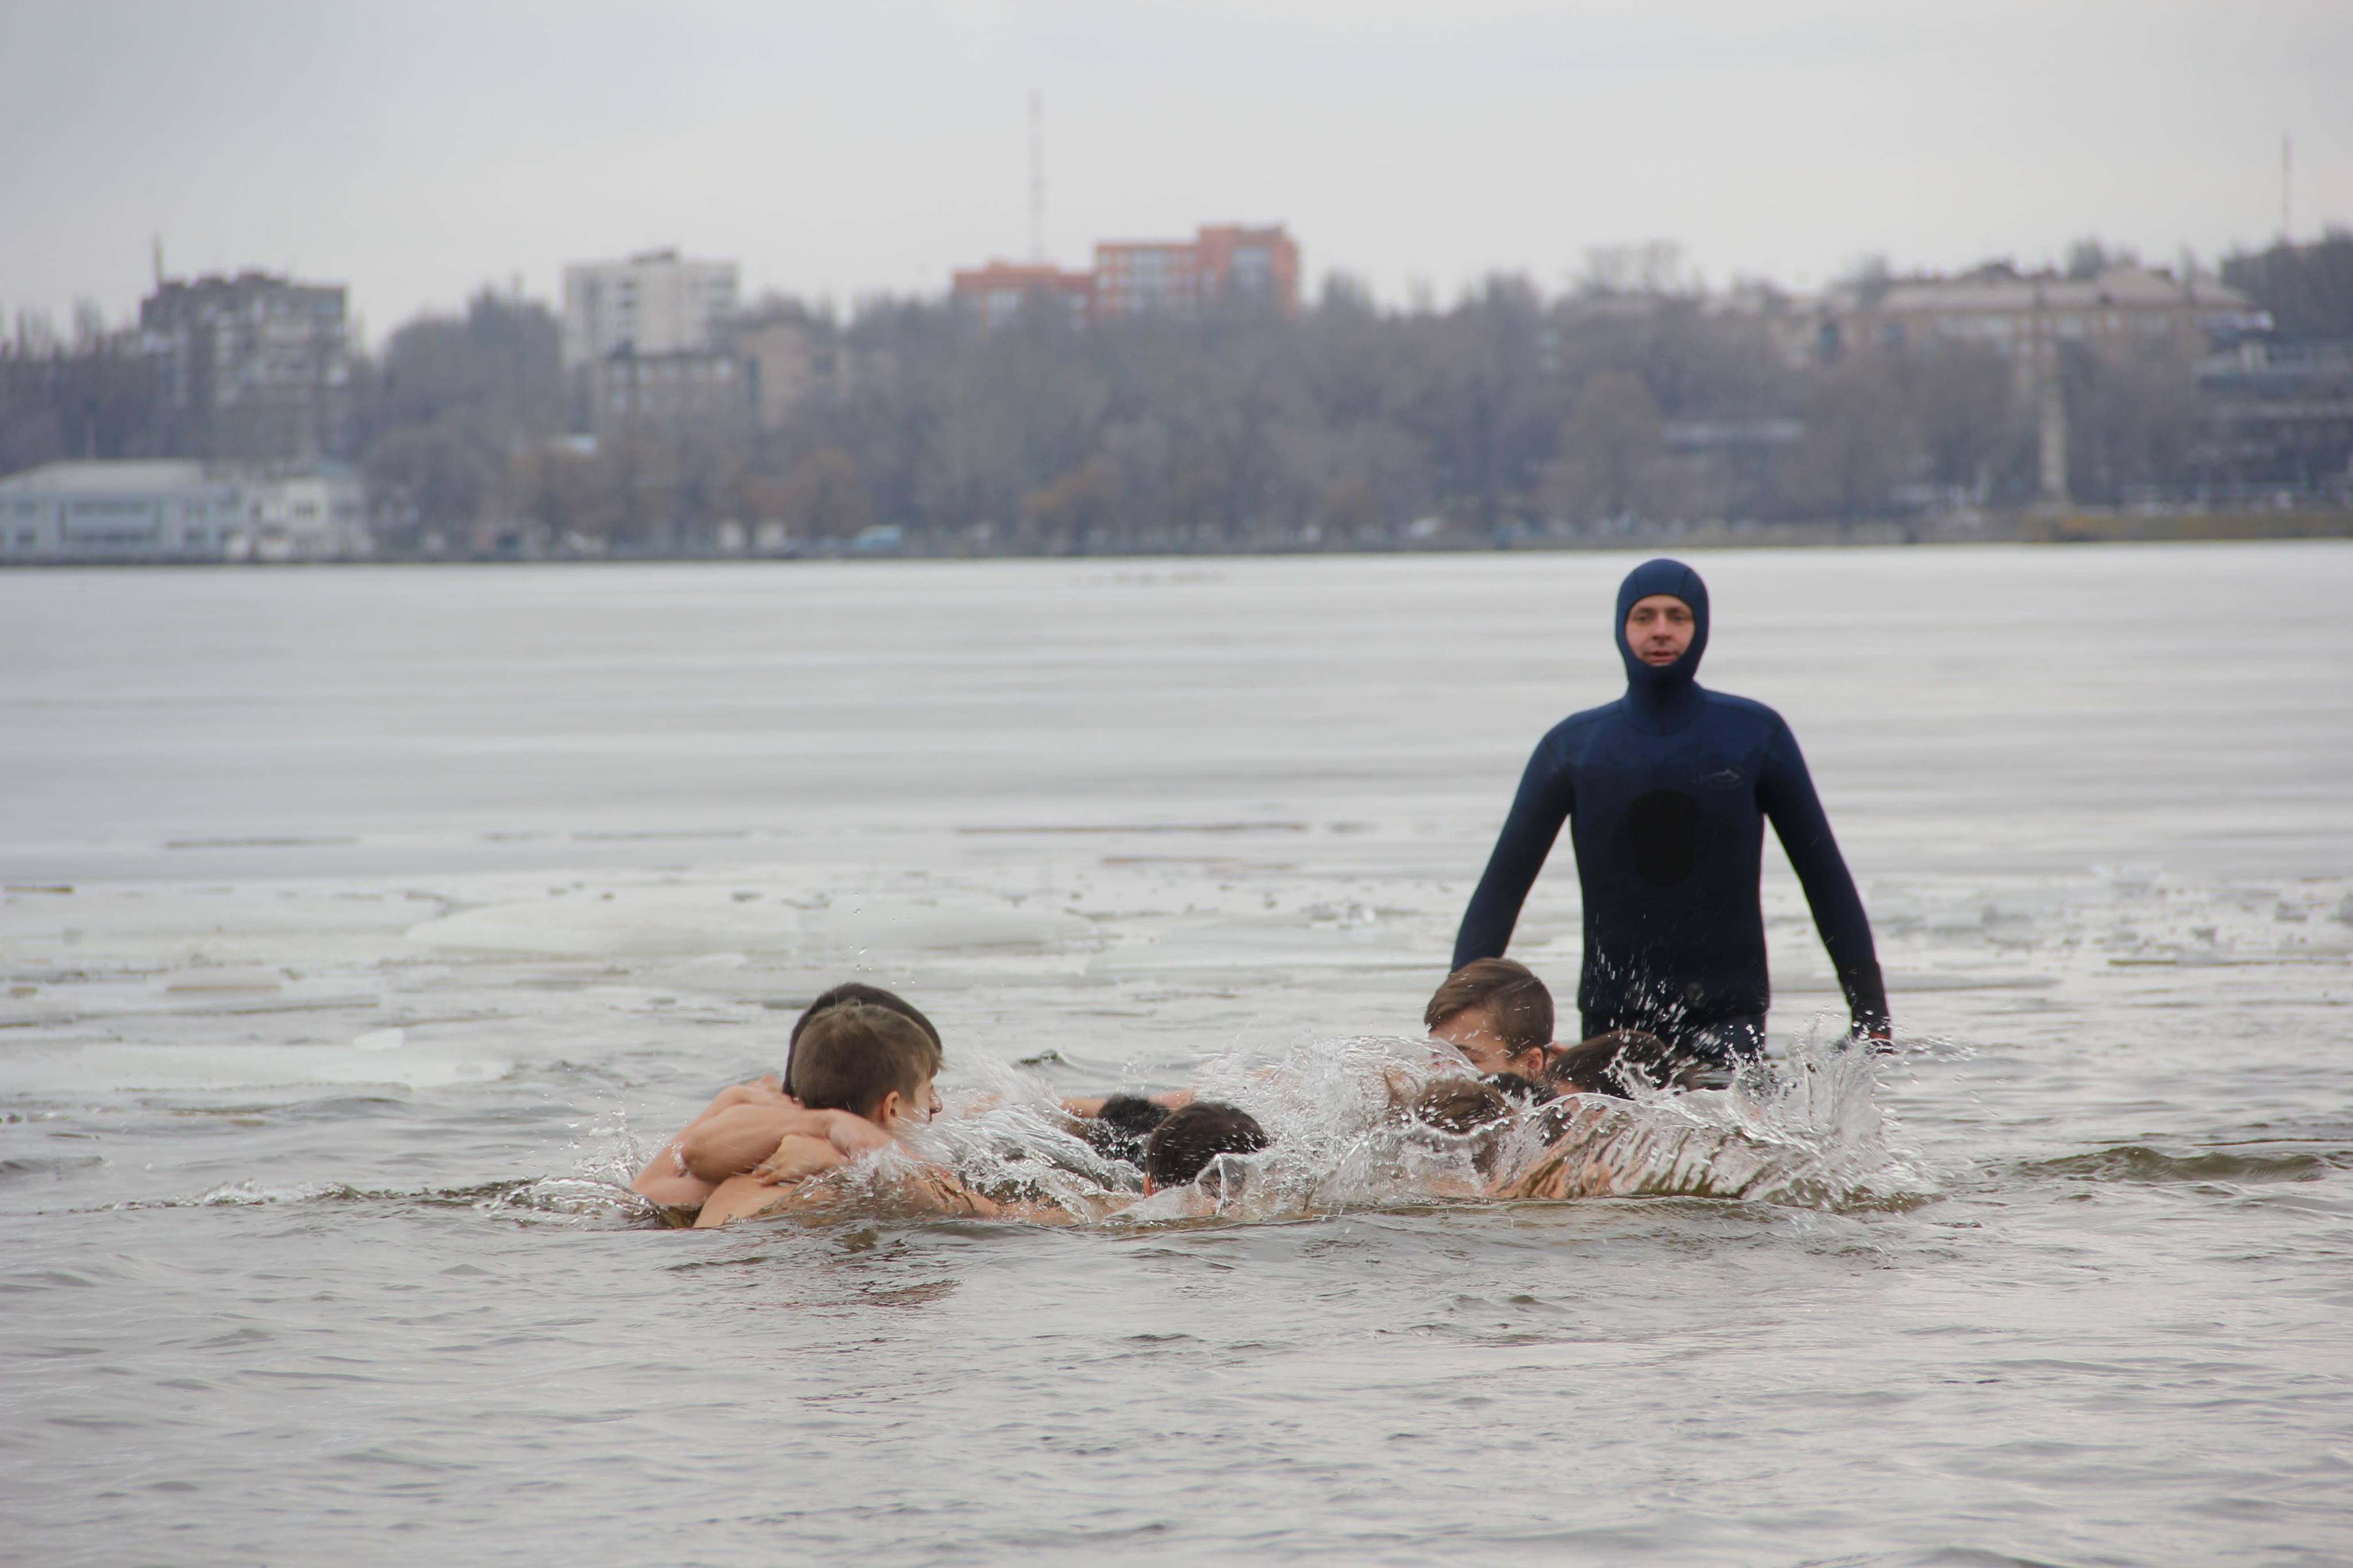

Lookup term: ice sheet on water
[404,887,1094,959]
[0,1040,512,1098]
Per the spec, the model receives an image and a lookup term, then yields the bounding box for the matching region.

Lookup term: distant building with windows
[0,460,367,562]
[951,223,1299,325]
[1761,264,2269,371]
[138,271,351,461]
[583,349,747,443]
[730,306,839,430]
[948,262,1097,328]
[1096,225,1298,317]
[561,249,739,369]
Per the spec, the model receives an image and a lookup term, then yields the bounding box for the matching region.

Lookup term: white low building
[0,461,368,562]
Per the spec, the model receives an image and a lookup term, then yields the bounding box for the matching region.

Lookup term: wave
[2021,1142,2351,1185]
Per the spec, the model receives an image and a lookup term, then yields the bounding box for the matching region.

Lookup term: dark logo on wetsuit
[1627,789,1699,887]
[1700,767,1742,787]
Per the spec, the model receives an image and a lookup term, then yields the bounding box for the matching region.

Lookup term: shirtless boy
[1425,957,1557,1079]
[1424,959,1695,1099]
[631,982,943,1212]
[693,1001,994,1227]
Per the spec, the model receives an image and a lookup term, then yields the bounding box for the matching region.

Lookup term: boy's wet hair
[1410,1077,1518,1177]
[1082,1094,1171,1167]
[1484,1072,1549,1105]
[784,983,942,1096]
[1543,1029,1698,1097]
[1411,1077,1518,1136]
[1424,959,1553,1052]
[1144,1101,1270,1189]
[790,1003,938,1119]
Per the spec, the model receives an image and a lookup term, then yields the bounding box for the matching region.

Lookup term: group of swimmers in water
[630,956,1707,1227]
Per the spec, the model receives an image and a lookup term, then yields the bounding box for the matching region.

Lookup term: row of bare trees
[9,233,2347,553]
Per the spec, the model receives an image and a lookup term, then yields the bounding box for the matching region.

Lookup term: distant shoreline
[2,508,2346,567]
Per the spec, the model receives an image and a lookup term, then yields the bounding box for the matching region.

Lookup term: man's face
[1625,594,1695,667]
[1431,1007,1550,1079]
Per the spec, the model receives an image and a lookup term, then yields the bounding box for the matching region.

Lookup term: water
[3,546,2350,1565]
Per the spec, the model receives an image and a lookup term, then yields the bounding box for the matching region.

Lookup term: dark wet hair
[1424,959,1553,1053]
[1543,1029,1698,1098]
[1144,1101,1270,1189]
[1484,1072,1550,1106]
[1081,1094,1172,1167]
[784,983,941,1096]
[1411,1077,1518,1177]
[790,1003,938,1119]
[1411,1077,1517,1136]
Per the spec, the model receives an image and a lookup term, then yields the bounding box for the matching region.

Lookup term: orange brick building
[948,262,1097,328]
[952,223,1298,323]
[1096,225,1298,316]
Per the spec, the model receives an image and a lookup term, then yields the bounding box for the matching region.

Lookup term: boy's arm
[630,1076,793,1204]
[752,1134,847,1185]
[692,1172,791,1229]
[680,1104,893,1183]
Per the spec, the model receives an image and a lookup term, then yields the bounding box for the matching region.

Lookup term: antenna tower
[2282,134,2293,241]
[1028,91,1045,261]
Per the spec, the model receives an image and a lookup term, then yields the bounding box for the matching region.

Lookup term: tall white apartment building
[561,249,739,368]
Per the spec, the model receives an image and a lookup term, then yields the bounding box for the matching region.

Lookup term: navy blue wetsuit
[1451,559,1889,1060]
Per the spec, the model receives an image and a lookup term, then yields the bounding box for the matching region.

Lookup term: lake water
[3,546,2350,1565]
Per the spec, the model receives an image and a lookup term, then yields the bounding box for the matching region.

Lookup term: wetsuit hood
[1614,557,1710,731]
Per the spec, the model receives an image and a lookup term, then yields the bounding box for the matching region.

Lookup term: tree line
[5,232,2348,554]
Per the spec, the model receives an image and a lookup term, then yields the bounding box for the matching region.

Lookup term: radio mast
[1029,92,1046,261]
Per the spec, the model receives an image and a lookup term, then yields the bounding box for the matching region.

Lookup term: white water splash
[887,1028,1932,1224]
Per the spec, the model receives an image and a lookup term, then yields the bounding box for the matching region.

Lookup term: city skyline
[3,1,2350,344]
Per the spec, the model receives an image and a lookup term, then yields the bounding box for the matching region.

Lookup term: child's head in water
[1083,1094,1172,1168]
[784,983,942,1100]
[1143,1102,1270,1195]
[1543,1028,1698,1097]
[788,1003,940,1133]
[1408,1077,1518,1177]
[1426,959,1555,1078]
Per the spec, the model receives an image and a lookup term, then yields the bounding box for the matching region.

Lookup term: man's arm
[1757,719,1891,1041]
[1452,736,1576,971]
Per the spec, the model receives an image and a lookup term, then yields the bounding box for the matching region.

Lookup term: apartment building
[561,249,739,368]
[1766,264,2270,370]
[138,271,352,461]
[1095,224,1299,317]
[951,223,1299,324]
[949,262,1096,328]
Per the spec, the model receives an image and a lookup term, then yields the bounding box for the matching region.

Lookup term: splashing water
[869,1028,1935,1226]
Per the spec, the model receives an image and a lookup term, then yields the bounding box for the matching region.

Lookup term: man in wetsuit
[1451,558,1889,1062]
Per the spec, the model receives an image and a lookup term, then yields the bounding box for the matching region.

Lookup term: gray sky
[4,0,2347,343]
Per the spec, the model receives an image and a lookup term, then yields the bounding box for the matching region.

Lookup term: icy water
[3,546,2351,1566]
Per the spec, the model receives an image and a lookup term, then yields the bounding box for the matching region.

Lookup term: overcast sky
[4,0,2347,343]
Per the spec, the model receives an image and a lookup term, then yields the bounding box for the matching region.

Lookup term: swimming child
[1406,1076,1520,1181]
[1142,1101,1271,1196]
[631,982,943,1212]
[692,1002,996,1226]
[1424,958,1557,1079]
[1076,1093,1174,1169]
[1542,1027,1702,1096]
